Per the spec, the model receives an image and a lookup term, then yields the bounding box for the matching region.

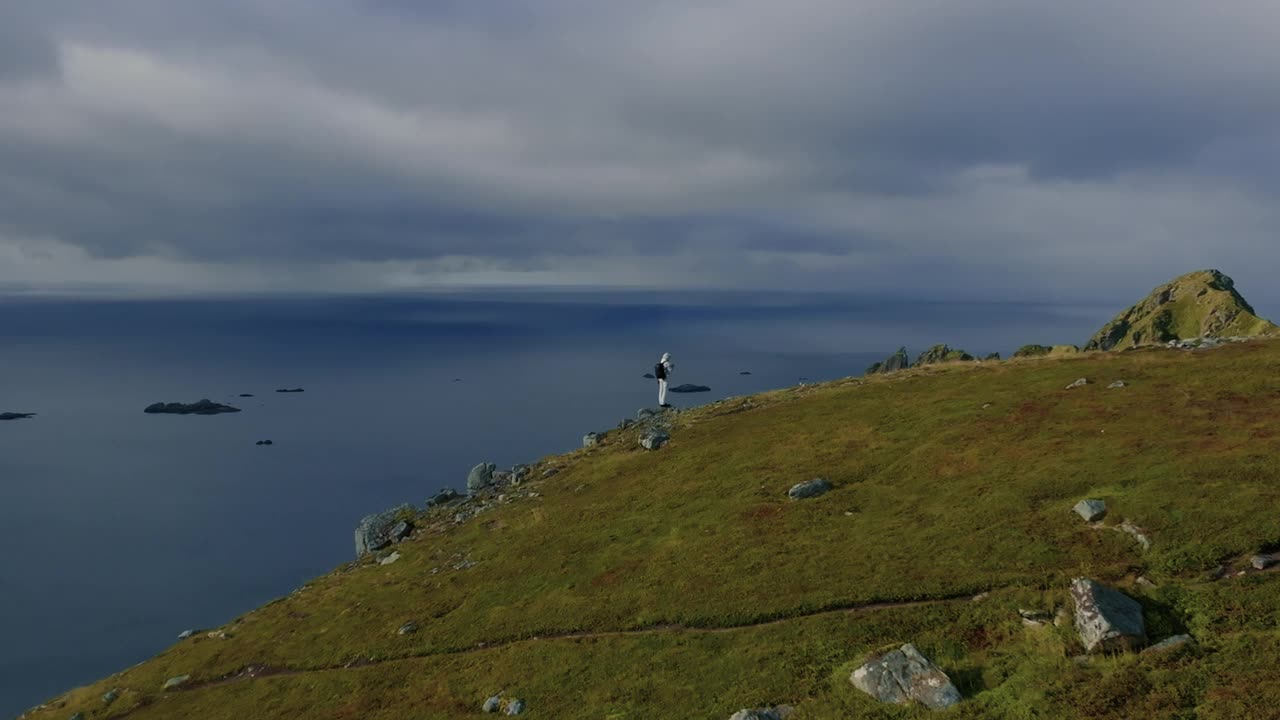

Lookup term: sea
[0,290,1109,717]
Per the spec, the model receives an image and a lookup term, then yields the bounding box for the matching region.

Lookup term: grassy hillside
[25,341,1280,719]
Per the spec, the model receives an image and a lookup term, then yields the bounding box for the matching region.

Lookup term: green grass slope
[24,341,1280,720]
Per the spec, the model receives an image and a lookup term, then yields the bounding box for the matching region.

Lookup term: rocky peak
[1085,269,1276,351]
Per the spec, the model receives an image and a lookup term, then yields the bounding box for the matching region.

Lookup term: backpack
[654,362,667,380]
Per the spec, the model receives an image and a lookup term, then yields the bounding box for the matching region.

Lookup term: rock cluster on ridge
[1085,269,1277,351]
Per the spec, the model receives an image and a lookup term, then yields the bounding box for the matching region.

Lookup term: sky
[2,0,1279,305]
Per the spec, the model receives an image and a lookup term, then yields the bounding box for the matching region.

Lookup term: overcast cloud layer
[2,0,1279,303]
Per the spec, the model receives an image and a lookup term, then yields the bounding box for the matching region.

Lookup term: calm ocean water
[0,291,1107,716]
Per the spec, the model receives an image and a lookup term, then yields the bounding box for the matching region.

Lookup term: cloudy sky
[2,0,1279,303]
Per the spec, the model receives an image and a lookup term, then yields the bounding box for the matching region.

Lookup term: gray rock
[866,347,911,375]
[1066,378,1090,389]
[483,695,502,713]
[354,503,415,558]
[426,488,459,507]
[379,551,401,566]
[637,407,661,420]
[492,470,513,485]
[512,465,530,482]
[1108,380,1127,389]
[177,629,195,639]
[397,621,418,635]
[542,468,559,478]
[1071,578,1147,653]
[850,643,961,710]
[639,429,670,450]
[1118,520,1151,550]
[788,478,832,500]
[616,418,635,431]
[1251,554,1276,570]
[1074,499,1107,522]
[162,675,191,691]
[505,698,526,715]
[70,714,84,720]
[583,432,601,448]
[388,520,413,542]
[1019,609,1054,627]
[728,706,793,720]
[102,689,119,705]
[1143,634,1193,654]
[467,462,498,494]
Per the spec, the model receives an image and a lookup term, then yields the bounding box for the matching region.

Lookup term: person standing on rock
[656,352,674,408]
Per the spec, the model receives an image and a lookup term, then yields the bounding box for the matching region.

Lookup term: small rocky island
[668,384,711,393]
[0,412,35,420]
[275,388,305,393]
[144,399,241,415]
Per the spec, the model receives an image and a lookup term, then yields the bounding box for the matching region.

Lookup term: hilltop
[24,335,1280,719]
[1085,269,1277,351]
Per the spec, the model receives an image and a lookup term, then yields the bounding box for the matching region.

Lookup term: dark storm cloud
[2,0,1280,301]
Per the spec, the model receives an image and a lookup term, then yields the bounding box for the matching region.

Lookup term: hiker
[656,352,673,407]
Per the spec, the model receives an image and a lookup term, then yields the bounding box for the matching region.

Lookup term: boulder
[1070,578,1147,653]
[788,478,832,500]
[1073,499,1107,522]
[541,468,559,478]
[639,430,670,450]
[162,675,191,691]
[1066,378,1090,389]
[504,698,526,715]
[1013,344,1053,358]
[1143,634,1193,655]
[1108,381,1127,389]
[427,488,460,507]
[467,462,498,494]
[583,432,601,448]
[637,408,661,420]
[0,412,35,420]
[389,520,413,541]
[669,383,711,393]
[983,352,1001,361]
[379,551,401,566]
[874,347,912,374]
[483,695,502,713]
[397,621,418,635]
[354,504,415,558]
[850,643,961,710]
[144,399,241,415]
[728,707,794,720]
[616,418,635,431]
[177,629,195,639]
[102,689,119,705]
[1251,554,1276,570]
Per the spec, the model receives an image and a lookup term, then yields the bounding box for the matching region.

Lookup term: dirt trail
[103,590,981,718]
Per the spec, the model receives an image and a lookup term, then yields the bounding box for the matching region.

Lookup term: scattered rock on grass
[788,478,832,500]
[397,621,418,635]
[1108,381,1127,389]
[639,429,669,450]
[427,488,459,507]
[729,707,794,720]
[1074,499,1107,522]
[850,643,961,710]
[483,695,502,713]
[389,520,413,542]
[1251,554,1276,570]
[162,675,191,691]
[504,698,526,715]
[1071,578,1147,653]
[1019,609,1054,627]
[541,468,559,478]
[1118,520,1151,550]
[378,551,401,566]
[583,432,601,448]
[1066,378,1090,389]
[177,629,195,640]
[102,689,119,705]
[1143,634,1193,654]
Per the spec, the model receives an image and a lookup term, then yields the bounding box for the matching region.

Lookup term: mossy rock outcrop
[1085,269,1277,351]
[915,344,974,366]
